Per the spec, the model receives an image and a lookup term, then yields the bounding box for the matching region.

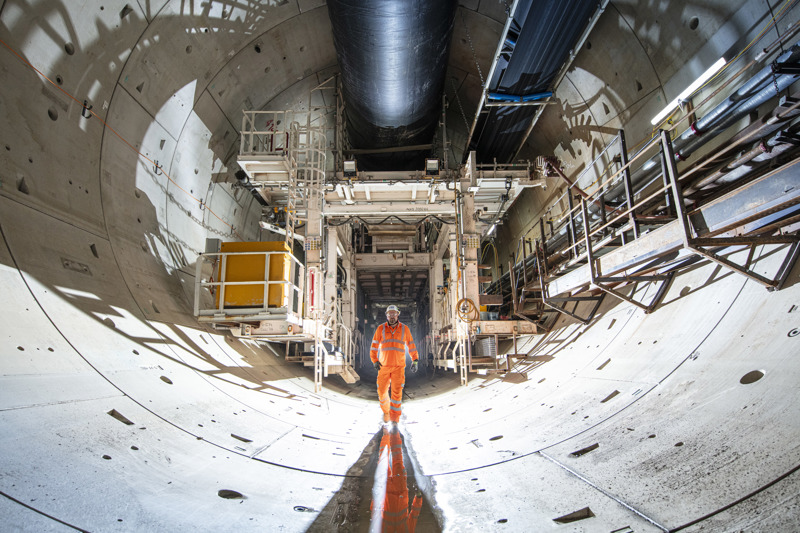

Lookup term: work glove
[411,360,418,373]
[373,361,382,371]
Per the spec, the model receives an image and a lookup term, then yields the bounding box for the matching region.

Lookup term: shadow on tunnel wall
[0,0,349,398]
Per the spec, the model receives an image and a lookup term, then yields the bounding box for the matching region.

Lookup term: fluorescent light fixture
[425,158,439,176]
[336,244,343,257]
[487,223,497,236]
[650,57,726,126]
[343,160,357,177]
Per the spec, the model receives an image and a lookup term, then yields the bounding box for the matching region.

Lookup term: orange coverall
[370,321,419,423]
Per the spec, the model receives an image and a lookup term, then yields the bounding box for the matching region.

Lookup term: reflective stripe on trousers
[377,365,405,423]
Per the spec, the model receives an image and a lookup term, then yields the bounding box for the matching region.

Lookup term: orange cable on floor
[0,37,244,241]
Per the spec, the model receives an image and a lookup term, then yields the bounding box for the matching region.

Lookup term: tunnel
[2,1,800,532]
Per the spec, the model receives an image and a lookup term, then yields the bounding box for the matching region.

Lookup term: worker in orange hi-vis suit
[373,426,423,532]
[370,305,419,424]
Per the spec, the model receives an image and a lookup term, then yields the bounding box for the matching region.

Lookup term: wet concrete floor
[308,425,440,532]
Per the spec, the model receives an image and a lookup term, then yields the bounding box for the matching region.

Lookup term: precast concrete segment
[0,493,82,533]
[405,256,749,476]
[425,451,665,532]
[1,394,351,532]
[541,246,800,529]
[2,0,800,531]
[0,197,379,477]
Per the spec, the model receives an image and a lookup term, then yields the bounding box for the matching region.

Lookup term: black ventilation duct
[328,0,458,170]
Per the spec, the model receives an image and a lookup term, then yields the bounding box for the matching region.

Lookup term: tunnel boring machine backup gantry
[192,32,800,393]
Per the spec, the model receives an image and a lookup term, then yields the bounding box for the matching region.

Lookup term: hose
[456,298,479,323]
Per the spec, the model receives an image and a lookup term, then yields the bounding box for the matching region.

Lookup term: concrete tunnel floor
[2,0,800,530]
[3,192,800,532]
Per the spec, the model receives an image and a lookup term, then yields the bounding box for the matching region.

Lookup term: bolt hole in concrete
[218,490,245,500]
[740,370,765,384]
[497,518,508,523]
[64,42,75,55]
[571,443,599,457]
[689,16,699,30]
[788,328,800,337]
[600,390,620,403]
[675,442,684,447]
[489,435,503,441]
[160,376,173,385]
[17,346,24,351]
[554,506,594,523]
[102,317,115,328]
[55,75,63,85]
[102,455,111,460]
[132,349,139,355]
[680,285,692,297]
[107,409,134,425]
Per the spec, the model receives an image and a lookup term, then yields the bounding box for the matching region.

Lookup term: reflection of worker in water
[370,305,419,424]
[373,427,423,532]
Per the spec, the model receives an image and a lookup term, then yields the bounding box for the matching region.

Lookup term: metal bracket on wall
[81,100,93,119]
[661,130,800,291]
[581,197,674,314]
[537,242,605,324]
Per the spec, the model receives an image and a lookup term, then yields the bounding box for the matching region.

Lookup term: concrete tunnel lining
[2,0,800,531]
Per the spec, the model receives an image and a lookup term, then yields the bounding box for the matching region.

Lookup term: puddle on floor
[307,425,440,532]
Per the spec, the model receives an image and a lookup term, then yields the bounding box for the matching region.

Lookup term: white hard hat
[386,305,400,314]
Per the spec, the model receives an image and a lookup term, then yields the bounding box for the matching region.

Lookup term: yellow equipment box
[215,241,291,309]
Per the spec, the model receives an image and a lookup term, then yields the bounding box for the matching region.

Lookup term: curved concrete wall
[1,1,799,531]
